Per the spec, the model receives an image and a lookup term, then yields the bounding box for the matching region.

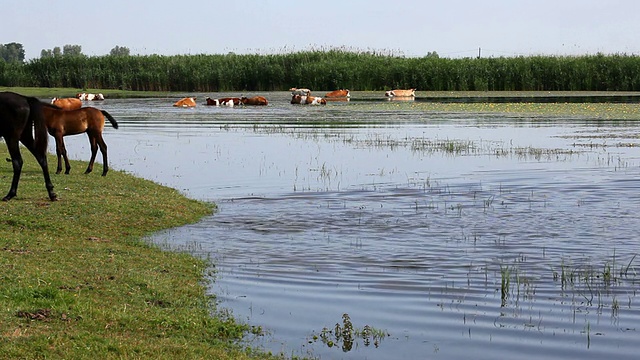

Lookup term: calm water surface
[61,94,640,359]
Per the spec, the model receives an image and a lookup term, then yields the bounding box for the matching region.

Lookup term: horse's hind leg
[85,134,98,174]
[3,137,24,201]
[25,97,56,201]
[97,134,109,176]
[20,126,57,200]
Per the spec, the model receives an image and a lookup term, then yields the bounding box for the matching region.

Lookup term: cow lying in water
[76,93,105,101]
[325,89,350,98]
[290,87,311,96]
[205,97,241,107]
[384,89,416,98]
[240,96,268,105]
[173,97,197,107]
[291,94,327,105]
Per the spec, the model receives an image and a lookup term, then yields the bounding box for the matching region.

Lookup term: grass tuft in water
[500,265,511,307]
[309,313,389,352]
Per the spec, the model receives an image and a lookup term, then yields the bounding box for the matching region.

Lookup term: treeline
[2,50,640,92]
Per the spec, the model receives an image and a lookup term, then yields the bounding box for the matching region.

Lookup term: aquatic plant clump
[308,313,389,352]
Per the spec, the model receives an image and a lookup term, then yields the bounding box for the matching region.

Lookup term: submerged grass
[0,148,270,359]
[410,101,640,120]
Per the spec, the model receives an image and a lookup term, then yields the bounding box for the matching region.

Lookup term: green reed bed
[0,148,273,359]
[3,50,640,92]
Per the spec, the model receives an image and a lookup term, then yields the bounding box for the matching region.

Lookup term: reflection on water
[59,95,640,359]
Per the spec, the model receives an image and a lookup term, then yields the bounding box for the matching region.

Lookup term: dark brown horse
[0,92,56,201]
[42,104,119,176]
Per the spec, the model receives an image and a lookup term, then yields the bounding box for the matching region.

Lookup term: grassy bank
[0,86,170,99]
[0,150,267,359]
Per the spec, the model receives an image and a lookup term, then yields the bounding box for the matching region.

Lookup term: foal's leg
[53,134,70,174]
[96,134,109,176]
[85,134,99,174]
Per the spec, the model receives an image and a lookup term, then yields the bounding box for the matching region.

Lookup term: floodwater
[59,93,640,359]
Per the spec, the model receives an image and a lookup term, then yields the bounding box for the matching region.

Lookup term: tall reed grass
[2,51,640,92]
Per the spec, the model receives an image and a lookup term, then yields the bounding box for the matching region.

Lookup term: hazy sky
[4,0,639,60]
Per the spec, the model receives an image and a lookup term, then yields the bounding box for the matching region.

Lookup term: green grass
[0,148,271,359]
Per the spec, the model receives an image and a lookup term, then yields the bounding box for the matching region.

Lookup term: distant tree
[40,46,63,58]
[109,45,130,56]
[425,51,439,59]
[0,42,26,63]
[62,44,83,57]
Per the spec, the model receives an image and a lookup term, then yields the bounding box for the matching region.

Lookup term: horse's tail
[26,97,49,153]
[100,110,119,129]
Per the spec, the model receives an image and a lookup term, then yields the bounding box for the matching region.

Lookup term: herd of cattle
[54,87,418,109]
[172,87,417,107]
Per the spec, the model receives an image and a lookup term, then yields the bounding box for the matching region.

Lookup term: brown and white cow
[76,93,105,101]
[51,97,82,110]
[290,87,311,96]
[290,95,305,104]
[205,97,241,107]
[384,89,416,98]
[291,94,327,105]
[240,96,268,106]
[325,89,350,98]
[173,97,197,107]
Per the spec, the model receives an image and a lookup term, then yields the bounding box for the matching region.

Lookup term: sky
[4,0,640,60]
